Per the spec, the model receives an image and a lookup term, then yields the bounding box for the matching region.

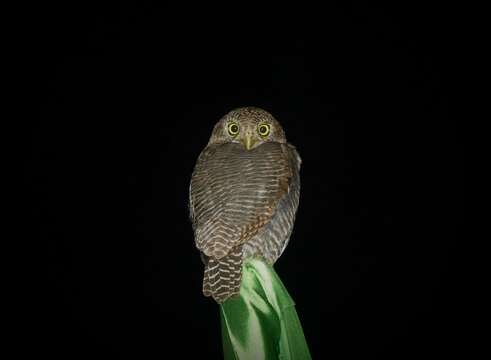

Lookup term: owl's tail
[202,245,243,303]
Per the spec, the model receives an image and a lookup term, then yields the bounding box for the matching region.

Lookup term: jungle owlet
[189,107,301,303]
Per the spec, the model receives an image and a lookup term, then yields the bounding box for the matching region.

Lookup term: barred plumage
[189,107,301,303]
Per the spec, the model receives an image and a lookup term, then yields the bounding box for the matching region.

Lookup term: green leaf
[220,258,312,360]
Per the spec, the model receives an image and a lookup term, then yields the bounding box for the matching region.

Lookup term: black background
[27,2,462,359]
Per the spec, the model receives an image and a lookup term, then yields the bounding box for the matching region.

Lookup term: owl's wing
[190,142,298,259]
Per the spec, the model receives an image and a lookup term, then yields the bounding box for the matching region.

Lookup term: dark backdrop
[28,2,462,359]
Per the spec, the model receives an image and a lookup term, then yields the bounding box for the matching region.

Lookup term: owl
[189,107,301,303]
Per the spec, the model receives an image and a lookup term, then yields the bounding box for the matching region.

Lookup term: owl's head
[208,107,286,150]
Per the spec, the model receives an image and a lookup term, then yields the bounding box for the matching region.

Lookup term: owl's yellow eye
[227,122,239,136]
[258,124,270,137]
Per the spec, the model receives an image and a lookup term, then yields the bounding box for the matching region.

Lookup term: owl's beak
[242,134,257,150]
